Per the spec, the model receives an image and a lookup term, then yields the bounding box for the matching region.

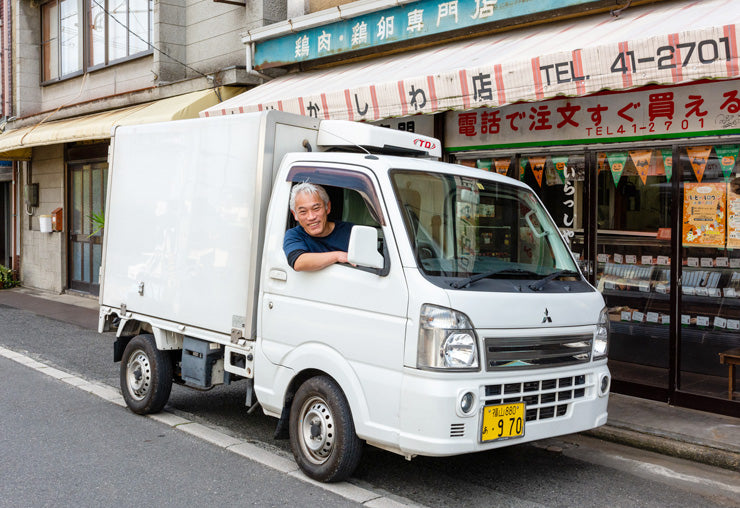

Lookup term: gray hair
[289,182,330,213]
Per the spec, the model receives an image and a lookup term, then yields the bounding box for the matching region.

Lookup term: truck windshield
[390,170,578,281]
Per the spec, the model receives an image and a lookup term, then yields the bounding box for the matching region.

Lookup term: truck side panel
[101,115,266,335]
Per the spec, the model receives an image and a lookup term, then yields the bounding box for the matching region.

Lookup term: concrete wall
[20,145,65,293]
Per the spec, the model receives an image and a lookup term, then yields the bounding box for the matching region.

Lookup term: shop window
[595,147,673,393]
[678,144,740,401]
[42,0,152,82]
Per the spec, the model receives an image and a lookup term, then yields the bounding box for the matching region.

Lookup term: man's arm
[292,251,348,272]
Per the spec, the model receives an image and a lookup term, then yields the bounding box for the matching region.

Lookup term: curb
[586,426,740,473]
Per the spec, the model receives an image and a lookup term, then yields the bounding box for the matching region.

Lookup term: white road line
[0,346,424,507]
[611,455,740,494]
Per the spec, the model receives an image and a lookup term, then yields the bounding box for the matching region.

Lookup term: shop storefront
[447,79,740,415]
[204,0,740,414]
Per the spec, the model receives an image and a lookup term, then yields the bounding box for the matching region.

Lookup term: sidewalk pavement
[1,287,738,472]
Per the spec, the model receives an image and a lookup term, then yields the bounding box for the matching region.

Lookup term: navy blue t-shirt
[283,221,353,268]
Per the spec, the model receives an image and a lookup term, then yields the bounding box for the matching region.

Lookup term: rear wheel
[289,376,362,482]
[120,334,173,414]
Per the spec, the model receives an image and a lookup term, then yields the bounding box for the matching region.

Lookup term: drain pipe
[245,42,272,82]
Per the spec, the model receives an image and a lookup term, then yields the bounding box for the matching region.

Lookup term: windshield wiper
[528,269,581,291]
[451,268,542,289]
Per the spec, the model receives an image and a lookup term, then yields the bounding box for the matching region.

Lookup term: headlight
[418,304,479,371]
[594,307,610,360]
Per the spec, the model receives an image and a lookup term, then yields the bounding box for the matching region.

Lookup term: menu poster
[686,146,712,183]
[727,179,740,249]
[630,150,652,185]
[714,145,739,182]
[494,158,510,176]
[682,182,726,247]
[661,149,673,182]
[552,156,569,184]
[528,156,547,188]
[607,152,628,187]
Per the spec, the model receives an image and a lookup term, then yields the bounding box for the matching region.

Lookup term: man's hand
[293,251,348,272]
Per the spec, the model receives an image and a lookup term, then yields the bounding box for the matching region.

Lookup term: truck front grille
[483,374,588,422]
[483,334,592,371]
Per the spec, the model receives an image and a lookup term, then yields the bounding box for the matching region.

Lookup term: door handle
[269,269,287,281]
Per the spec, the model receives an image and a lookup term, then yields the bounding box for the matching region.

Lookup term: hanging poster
[519,158,526,180]
[682,182,726,248]
[727,180,740,249]
[607,152,628,187]
[494,158,510,176]
[629,150,652,185]
[686,146,712,183]
[551,156,569,184]
[714,145,739,182]
[528,156,546,187]
[661,149,673,182]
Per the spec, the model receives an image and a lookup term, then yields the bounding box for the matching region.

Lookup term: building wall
[11,0,286,121]
[20,145,64,293]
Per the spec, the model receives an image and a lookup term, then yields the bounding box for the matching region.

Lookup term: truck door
[260,163,408,433]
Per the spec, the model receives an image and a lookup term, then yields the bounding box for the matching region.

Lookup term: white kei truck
[98,110,610,482]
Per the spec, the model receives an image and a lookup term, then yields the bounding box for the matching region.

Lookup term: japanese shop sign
[253,0,597,69]
[683,182,726,248]
[446,81,740,151]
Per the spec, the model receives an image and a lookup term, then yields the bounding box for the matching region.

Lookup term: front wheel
[289,376,362,482]
[120,334,173,414]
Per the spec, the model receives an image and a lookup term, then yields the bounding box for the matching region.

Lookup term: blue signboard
[254,0,600,69]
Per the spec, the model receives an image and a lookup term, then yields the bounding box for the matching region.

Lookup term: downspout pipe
[246,42,272,82]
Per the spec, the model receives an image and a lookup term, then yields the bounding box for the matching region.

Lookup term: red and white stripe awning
[201,0,740,121]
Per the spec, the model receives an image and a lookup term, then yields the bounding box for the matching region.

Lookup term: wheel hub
[126,349,151,401]
[300,398,335,463]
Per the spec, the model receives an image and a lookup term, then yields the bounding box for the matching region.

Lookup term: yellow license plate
[481,402,525,442]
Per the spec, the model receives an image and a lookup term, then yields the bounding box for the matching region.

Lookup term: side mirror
[347,225,384,270]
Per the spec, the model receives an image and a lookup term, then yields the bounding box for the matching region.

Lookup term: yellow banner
[629,150,652,185]
[529,156,546,187]
[494,158,511,176]
[686,146,712,183]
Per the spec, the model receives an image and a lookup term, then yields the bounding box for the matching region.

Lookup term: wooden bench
[719,347,740,400]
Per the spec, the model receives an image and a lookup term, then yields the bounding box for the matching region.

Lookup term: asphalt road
[0,355,357,508]
[1,303,738,507]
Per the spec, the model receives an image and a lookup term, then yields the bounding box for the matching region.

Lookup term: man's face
[293,191,332,237]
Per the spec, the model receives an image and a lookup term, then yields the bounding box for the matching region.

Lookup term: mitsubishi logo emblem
[542,308,552,323]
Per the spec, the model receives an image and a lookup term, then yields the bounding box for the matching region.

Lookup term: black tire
[120,334,173,415]
[289,376,363,482]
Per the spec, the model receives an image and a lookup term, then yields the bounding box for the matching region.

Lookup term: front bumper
[397,362,610,457]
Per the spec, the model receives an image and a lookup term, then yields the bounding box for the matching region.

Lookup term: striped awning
[202,0,740,121]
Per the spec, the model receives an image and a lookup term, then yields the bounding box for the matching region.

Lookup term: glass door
[594,147,673,396]
[678,144,740,404]
[69,162,107,295]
